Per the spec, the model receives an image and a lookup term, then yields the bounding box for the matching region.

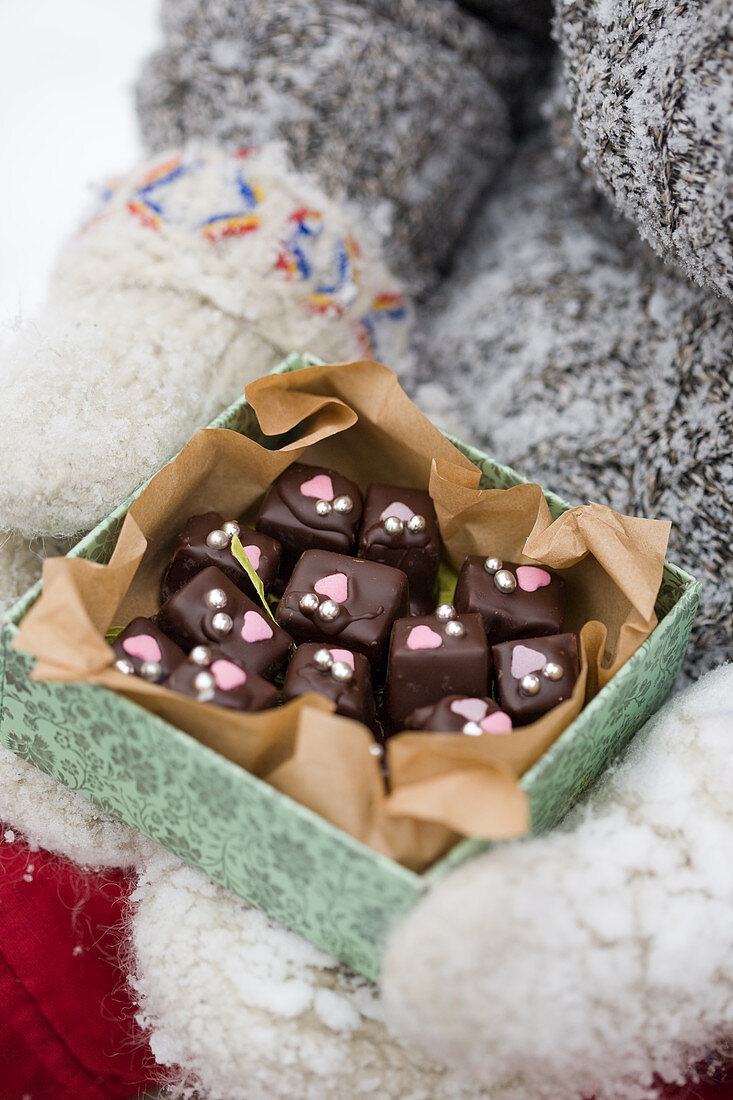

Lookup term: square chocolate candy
[160,512,281,604]
[283,644,376,727]
[163,645,278,712]
[385,607,489,732]
[454,556,565,646]
[112,617,186,684]
[358,484,440,614]
[404,694,512,736]
[492,632,580,726]
[156,566,292,680]
[276,550,408,672]
[255,463,363,578]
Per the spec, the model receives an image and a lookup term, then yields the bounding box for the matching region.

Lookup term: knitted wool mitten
[556,0,733,301]
[0,144,407,545]
[409,129,732,679]
[135,0,535,288]
[382,661,733,1100]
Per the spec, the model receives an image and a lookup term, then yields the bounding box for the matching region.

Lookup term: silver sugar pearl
[383,515,404,535]
[435,603,456,621]
[519,673,541,696]
[330,660,354,684]
[189,645,212,666]
[483,556,503,575]
[194,670,216,693]
[204,587,228,609]
[462,720,483,736]
[317,599,341,622]
[407,513,426,533]
[494,568,517,594]
[445,619,465,638]
[222,520,240,538]
[313,647,333,671]
[299,592,320,614]
[115,658,135,676]
[333,495,353,514]
[206,528,229,550]
[140,660,163,682]
[543,661,564,681]
[369,743,383,758]
[315,499,333,516]
[211,612,233,634]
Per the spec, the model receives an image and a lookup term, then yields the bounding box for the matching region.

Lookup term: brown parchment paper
[15,361,670,871]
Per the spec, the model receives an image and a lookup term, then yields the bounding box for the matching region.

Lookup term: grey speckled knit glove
[556,0,733,301]
[136,0,537,290]
[409,130,732,680]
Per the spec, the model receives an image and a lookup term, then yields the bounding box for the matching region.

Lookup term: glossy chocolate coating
[255,463,363,579]
[163,646,278,712]
[454,556,565,646]
[358,483,440,615]
[404,694,512,735]
[283,643,376,727]
[156,566,292,680]
[276,550,408,672]
[385,611,489,732]
[492,632,580,726]
[112,617,185,683]
[160,511,281,603]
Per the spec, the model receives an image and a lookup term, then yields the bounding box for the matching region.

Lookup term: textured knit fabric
[555,0,733,301]
[0,144,407,539]
[408,130,732,679]
[383,662,733,1100]
[135,0,534,287]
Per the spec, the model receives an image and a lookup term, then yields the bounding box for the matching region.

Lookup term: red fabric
[0,826,731,1100]
[0,829,162,1100]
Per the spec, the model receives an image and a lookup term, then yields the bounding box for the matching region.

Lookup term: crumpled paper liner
[15,361,670,872]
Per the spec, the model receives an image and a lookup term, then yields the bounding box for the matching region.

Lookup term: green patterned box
[0,353,701,982]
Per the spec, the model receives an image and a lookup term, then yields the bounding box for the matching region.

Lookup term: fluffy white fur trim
[381,664,733,1100]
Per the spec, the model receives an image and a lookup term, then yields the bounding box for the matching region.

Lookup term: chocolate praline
[404,694,512,736]
[454,556,565,646]
[112,617,186,684]
[276,550,408,673]
[492,632,580,726]
[282,643,376,727]
[156,566,292,680]
[255,462,363,581]
[163,645,278,712]
[385,609,489,732]
[358,483,440,615]
[160,511,281,603]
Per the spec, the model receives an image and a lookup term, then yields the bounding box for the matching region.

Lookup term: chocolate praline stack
[161,511,281,603]
[255,463,363,582]
[385,604,489,732]
[358,484,440,614]
[454,555,565,644]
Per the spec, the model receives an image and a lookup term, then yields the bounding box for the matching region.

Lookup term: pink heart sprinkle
[122,634,162,663]
[243,544,261,570]
[300,474,334,501]
[510,645,546,679]
[379,501,414,522]
[516,566,552,593]
[406,625,443,651]
[210,659,247,691]
[330,648,355,669]
[241,611,274,643]
[314,572,348,603]
[450,697,488,722]
[480,711,513,734]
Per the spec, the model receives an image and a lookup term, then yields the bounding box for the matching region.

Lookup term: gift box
[0,354,701,981]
